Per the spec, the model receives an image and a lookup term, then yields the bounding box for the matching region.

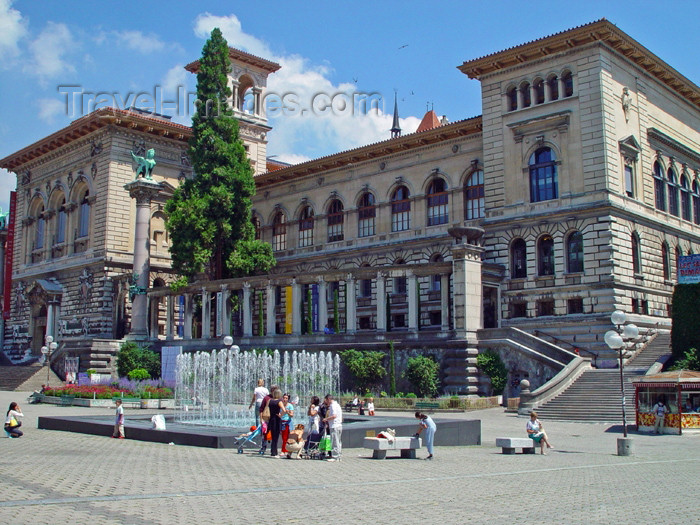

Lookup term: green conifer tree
[165,28,275,282]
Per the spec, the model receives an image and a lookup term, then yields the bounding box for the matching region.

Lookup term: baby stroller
[235,426,262,454]
[301,426,331,460]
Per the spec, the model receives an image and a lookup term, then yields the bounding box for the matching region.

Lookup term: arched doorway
[31,305,47,355]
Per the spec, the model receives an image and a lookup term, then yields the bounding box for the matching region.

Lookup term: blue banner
[312,284,319,332]
[679,254,700,284]
[177,295,184,337]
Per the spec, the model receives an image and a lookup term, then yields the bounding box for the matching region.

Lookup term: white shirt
[254,386,269,404]
[5,409,23,425]
[367,402,375,412]
[327,400,343,427]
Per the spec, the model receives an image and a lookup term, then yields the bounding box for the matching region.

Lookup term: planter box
[39,396,173,408]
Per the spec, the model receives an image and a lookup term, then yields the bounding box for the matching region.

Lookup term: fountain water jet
[174,345,341,427]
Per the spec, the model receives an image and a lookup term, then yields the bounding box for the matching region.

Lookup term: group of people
[249,380,344,461]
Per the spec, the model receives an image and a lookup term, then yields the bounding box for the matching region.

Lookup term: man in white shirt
[323,394,343,461]
[249,379,269,427]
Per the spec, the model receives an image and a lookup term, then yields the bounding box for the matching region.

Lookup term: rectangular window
[358,317,371,330]
[537,300,555,316]
[327,222,343,242]
[510,301,527,318]
[427,193,448,226]
[429,311,441,326]
[393,314,405,328]
[624,164,634,198]
[391,199,410,232]
[361,279,372,298]
[567,298,584,314]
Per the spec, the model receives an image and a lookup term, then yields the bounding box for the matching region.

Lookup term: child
[286,423,306,459]
[112,399,125,439]
[366,397,375,416]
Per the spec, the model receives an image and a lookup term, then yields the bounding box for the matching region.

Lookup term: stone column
[376,272,387,332]
[166,295,174,340]
[345,275,356,334]
[266,283,276,336]
[242,282,252,337]
[124,179,162,339]
[46,297,58,339]
[183,293,193,339]
[292,279,301,335]
[318,278,328,333]
[201,289,211,339]
[440,273,450,331]
[221,287,231,337]
[451,243,485,343]
[407,272,418,332]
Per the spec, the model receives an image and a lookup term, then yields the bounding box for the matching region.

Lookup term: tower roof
[185,47,281,74]
[415,110,442,133]
[390,92,401,138]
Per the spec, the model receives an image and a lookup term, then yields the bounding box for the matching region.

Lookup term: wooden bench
[59,395,75,407]
[415,402,440,412]
[495,437,536,454]
[363,436,422,459]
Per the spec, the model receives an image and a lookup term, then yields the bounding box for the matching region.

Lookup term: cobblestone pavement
[2,390,698,525]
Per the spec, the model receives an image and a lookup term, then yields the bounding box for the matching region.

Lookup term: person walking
[322,394,343,462]
[248,379,269,427]
[652,399,668,434]
[112,399,125,439]
[280,393,294,454]
[414,411,436,460]
[5,402,24,438]
[526,411,553,454]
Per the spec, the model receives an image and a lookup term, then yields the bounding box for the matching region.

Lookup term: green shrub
[339,349,386,393]
[116,342,161,379]
[476,350,507,395]
[671,284,700,359]
[127,368,150,381]
[669,348,700,371]
[403,356,440,397]
[405,392,417,399]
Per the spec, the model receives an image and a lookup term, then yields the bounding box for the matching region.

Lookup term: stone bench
[363,436,422,459]
[495,437,536,454]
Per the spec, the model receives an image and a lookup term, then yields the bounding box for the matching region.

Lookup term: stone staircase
[534,333,671,422]
[0,365,63,391]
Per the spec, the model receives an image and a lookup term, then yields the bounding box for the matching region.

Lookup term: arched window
[511,238,527,279]
[520,81,531,108]
[252,216,261,240]
[653,162,666,211]
[78,190,90,238]
[507,86,518,111]
[327,199,344,242]
[562,71,574,97]
[538,235,555,276]
[430,254,443,291]
[464,170,484,220]
[272,212,286,251]
[680,175,691,221]
[298,206,314,247]
[631,232,641,275]
[661,242,670,281]
[55,198,67,245]
[547,75,559,101]
[693,180,700,225]
[35,205,45,250]
[357,192,376,237]
[426,178,448,226]
[529,147,558,202]
[533,78,545,105]
[667,168,679,217]
[567,231,584,273]
[391,185,411,232]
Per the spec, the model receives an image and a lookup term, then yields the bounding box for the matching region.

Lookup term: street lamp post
[604,310,638,456]
[41,335,59,387]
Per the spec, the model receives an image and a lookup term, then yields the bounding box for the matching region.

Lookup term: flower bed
[45,381,174,400]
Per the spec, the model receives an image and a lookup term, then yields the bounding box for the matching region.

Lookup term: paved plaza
[1,390,698,525]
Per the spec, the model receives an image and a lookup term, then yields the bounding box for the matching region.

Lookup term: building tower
[390,92,401,138]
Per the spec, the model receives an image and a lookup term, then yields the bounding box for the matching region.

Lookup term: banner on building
[3,191,17,320]
[312,284,319,333]
[678,254,700,284]
[177,295,184,337]
[285,286,293,334]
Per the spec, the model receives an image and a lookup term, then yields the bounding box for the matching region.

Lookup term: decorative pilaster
[183,293,193,339]
[201,289,211,339]
[242,282,252,337]
[440,273,450,331]
[124,178,162,339]
[407,272,418,332]
[266,283,276,336]
[317,277,328,333]
[345,275,356,334]
[451,242,485,343]
[291,279,301,335]
[376,272,387,332]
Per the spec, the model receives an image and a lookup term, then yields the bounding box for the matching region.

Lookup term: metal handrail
[533,329,599,360]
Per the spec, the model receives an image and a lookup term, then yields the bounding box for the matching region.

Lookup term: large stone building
[2,20,699,393]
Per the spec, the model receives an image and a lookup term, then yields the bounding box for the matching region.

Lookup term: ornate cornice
[457,19,700,110]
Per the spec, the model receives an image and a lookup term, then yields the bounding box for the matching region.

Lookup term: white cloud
[0,168,17,212]
[37,97,66,123]
[113,30,165,53]
[25,22,77,84]
[0,0,27,62]
[193,13,422,164]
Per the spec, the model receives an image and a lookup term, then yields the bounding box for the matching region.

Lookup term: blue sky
[1,1,699,212]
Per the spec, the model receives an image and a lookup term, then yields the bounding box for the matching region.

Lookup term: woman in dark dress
[267,389,287,457]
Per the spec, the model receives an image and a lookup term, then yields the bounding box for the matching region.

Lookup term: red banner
[3,191,16,320]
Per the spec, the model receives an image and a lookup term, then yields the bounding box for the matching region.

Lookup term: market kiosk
[633,371,700,434]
